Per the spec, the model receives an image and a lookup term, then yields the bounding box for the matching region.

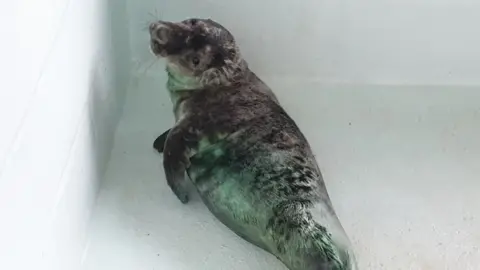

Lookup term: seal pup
[149,18,358,270]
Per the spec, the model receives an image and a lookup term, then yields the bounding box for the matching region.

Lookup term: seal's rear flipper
[267,202,355,270]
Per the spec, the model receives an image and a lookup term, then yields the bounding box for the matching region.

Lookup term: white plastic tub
[2,1,479,270]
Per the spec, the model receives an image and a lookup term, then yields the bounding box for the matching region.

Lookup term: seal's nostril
[149,23,156,33]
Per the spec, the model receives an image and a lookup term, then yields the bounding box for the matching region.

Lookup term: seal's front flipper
[163,124,193,204]
[163,146,190,203]
[153,129,171,153]
[163,159,189,203]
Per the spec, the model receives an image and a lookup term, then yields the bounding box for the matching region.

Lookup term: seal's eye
[192,56,200,66]
[189,19,198,26]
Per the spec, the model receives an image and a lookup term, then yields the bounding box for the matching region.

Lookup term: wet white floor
[82,72,480,269]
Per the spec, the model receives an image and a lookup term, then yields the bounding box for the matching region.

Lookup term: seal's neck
[165,66,203,110]
[166,66,202,93]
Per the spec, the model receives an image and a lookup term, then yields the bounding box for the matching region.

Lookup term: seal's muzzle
[149,20,191,57]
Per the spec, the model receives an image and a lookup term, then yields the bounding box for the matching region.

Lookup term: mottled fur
[149,18,357,270]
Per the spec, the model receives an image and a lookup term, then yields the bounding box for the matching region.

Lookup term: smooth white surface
[5,0,477,269]
[83,0,480,269]
[83,71,480,269]
[0,0,129,269]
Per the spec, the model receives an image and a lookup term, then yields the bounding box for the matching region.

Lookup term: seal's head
[149,18,247,87]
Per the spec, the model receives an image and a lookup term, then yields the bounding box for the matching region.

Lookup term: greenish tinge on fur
[163,45,354,270]
[155,17,357,270]
[188,142,353,270]
[166,66,201,92]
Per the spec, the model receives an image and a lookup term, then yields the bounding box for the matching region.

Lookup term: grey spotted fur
[149,18,358,270]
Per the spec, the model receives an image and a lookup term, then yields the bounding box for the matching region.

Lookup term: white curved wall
[81,0,480,269]
[0,0,130,269]
[127,0,480,85]
[3,0,480,269]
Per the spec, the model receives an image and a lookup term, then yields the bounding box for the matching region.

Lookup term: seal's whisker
[136,58,159,77]
[148,11,157,20]
[132,59,148,77]
[155,8,162,19]
[148,8,162,20]
[140,20,150,31]
[144,59,159,74]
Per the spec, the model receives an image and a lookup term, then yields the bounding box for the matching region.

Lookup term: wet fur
[150,18,357,270]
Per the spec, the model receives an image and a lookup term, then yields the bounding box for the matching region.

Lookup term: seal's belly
[203,180,272,252]
[187,152,274,252]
